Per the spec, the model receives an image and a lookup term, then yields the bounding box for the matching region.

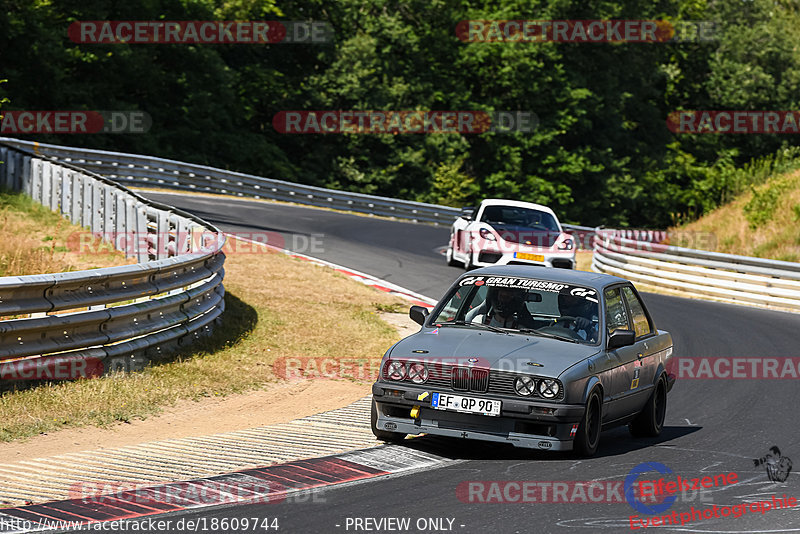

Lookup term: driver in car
[555,293,598,342]
[467,286,537,329]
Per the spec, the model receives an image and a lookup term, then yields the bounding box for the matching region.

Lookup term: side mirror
[409,305,429,326]
[608,329,635,350]
[459,207,474,221]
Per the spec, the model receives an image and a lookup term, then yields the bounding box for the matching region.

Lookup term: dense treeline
[2,0,800,227]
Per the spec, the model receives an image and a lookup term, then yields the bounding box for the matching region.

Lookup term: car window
[435,285,472,321]
[479,206,559,231]
[430,276,600,345]
[604,287,631,334]
[622,286,652,338]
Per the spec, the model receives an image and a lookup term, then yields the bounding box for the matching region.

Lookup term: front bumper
[373,382,585,451]
[472,247,575,269]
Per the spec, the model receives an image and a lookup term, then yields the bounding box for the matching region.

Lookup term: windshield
[480,205,560,232]
[431,275,600,345]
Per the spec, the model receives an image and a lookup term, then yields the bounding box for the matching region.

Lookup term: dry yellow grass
[0,246,407,442]
[0,190,132,276]
[575,250,593,272]
[677,168,800,261]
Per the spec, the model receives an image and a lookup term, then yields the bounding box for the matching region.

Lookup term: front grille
[488,370,565,400]
[452,367,471,391]
[471,369,489,392]
[487,370,517,395]
[451,367,489,393]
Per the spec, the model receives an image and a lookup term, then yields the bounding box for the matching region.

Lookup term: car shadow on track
[394,425,702,461]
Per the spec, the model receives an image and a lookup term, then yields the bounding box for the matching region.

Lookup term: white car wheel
[446,245,460,267]
[465,250,476,270]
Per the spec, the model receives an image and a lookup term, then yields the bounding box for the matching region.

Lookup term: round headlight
[407,362,429,384]
[514,376,536,396]
[386,360,406,381]
[538,379,560,399]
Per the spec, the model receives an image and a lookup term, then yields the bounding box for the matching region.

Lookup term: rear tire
[446,244,460,267]
[464,251,476,271]
[629,375,667,438]
[574,389,602,457]
[371,399,407,443]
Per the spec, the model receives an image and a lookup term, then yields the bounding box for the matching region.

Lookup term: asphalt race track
[94,192,800,533]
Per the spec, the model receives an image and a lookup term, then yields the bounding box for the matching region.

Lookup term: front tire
[574,389,602,457]
[629,375,667,438]
[371,399,407,443]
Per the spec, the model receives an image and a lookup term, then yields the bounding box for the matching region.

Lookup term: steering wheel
[548,315,578,327]
[537,318,586,341]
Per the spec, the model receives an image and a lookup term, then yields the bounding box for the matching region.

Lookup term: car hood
[489,225,561,247]
[390,327,600,377]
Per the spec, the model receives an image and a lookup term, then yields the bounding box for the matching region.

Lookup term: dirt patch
[378,311,420,338]
[0,380,372,462]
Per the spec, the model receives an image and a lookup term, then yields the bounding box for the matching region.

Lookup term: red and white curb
[0,446,453,532]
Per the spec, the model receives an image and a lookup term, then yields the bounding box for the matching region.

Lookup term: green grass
[679,168,800,260]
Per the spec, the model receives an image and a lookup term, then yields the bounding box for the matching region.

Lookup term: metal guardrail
[0,142,226,381]
[0,138,590,241]
[0,138,461,225]
[592,230,800,311]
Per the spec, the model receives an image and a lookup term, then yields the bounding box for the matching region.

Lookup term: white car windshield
[431,276,601,345]
[481,205,560,231]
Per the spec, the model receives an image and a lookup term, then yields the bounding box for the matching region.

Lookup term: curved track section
[67,192,800,533]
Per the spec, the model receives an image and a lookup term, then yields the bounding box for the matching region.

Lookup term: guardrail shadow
[0,291,258,394]
[152,290,258,363]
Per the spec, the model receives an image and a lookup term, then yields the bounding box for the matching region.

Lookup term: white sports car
[446,199,576,269]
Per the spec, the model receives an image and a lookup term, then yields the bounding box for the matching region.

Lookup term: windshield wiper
[517,328,581,344]
[436,320,509,335]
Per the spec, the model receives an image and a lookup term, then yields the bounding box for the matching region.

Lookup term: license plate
[431,392,501,416]
[514,252,544,262]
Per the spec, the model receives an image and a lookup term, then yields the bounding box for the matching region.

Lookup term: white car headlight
[539,379,560,399]
[514,376,536,396]
[479,228,497,241]
[558,238,574,250]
